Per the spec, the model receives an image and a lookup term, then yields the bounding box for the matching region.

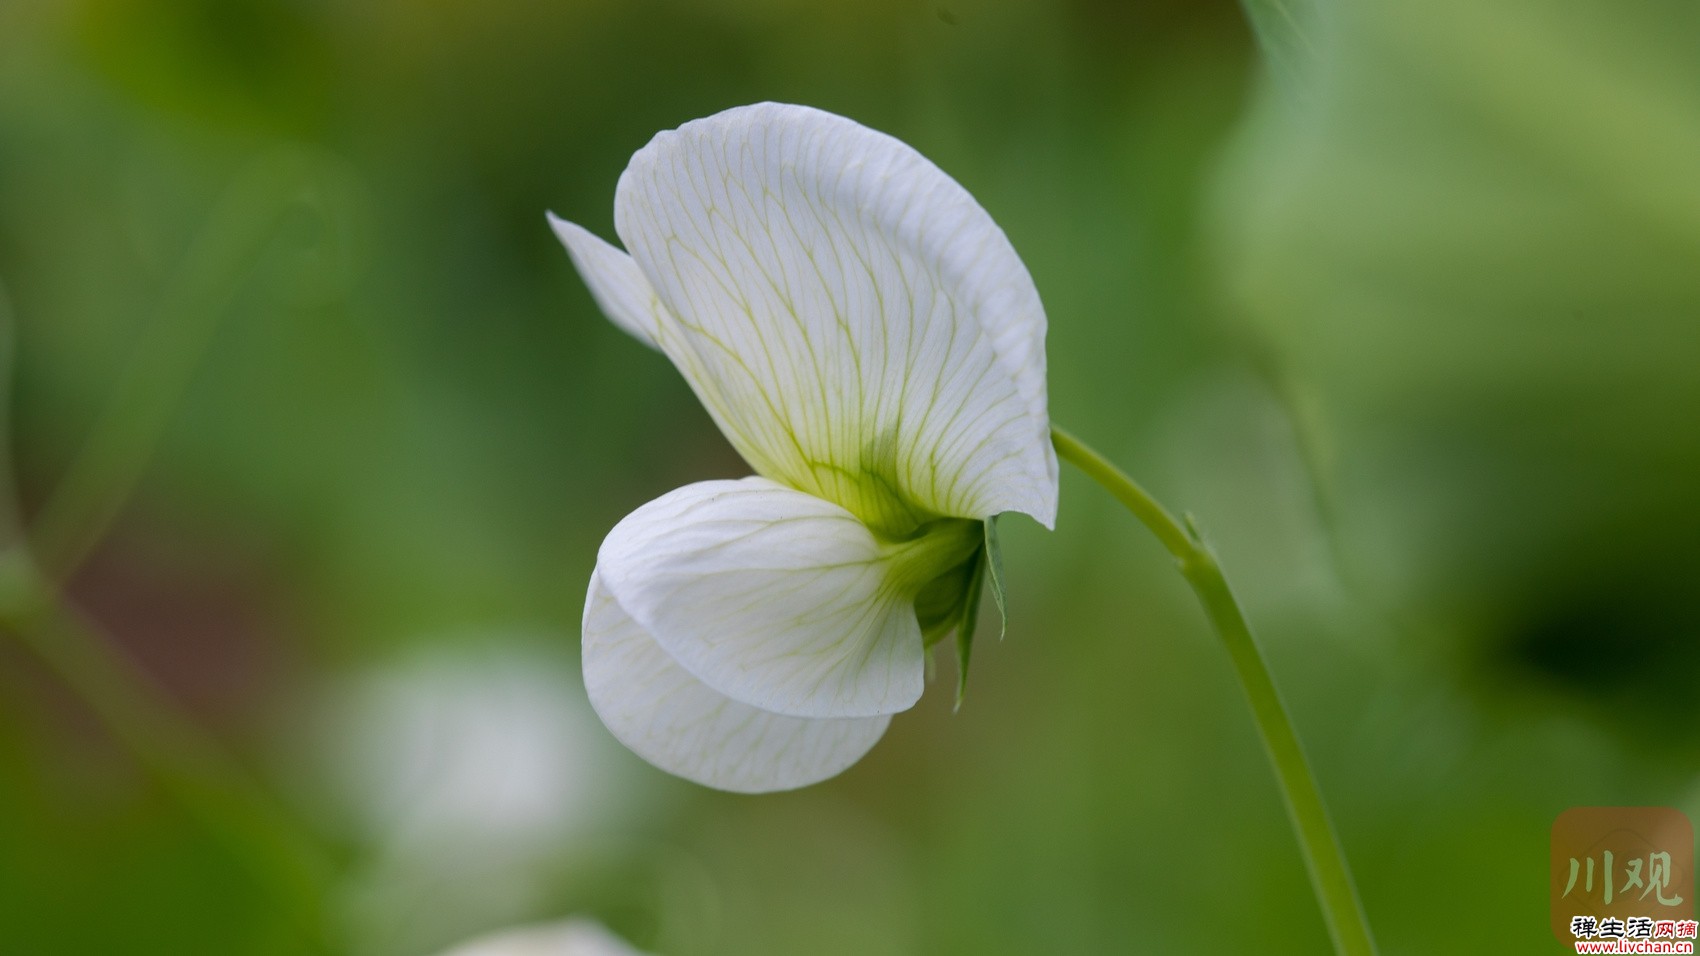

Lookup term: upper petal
[548,212,665,349]
[583,572,889,793]
[596,477,926,719]
[611,103,1059,532]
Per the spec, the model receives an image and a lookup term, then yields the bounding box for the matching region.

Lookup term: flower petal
[547,212,666,349]
[583,571,889,792]
[612,102,1059,532]
[596,477,925,719]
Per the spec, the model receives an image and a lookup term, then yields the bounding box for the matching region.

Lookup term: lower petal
[596,477,927,719]
[582,572,889,793]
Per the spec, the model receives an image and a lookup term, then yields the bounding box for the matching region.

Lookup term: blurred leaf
[1210,0,1700,742]
[1240,0,1321,92]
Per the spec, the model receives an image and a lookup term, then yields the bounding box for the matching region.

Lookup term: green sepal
[916,550,977,649]
[983,514,1007,639]
[955,515,1010,710]
[952,544,987,710]
[911,517,1007,709]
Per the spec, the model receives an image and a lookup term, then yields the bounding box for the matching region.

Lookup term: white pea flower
[551,102,1057,793]
[436,918,651,956]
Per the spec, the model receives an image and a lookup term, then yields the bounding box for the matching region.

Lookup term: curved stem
[1052,425,1376,956]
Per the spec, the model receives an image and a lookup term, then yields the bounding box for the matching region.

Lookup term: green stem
[1052,425,1376,956]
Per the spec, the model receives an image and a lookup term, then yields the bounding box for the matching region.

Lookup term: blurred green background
[1,0,1695,953]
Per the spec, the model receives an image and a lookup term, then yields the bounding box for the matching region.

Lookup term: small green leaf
[1183,511,1205,544]
[983,514,1007,638]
